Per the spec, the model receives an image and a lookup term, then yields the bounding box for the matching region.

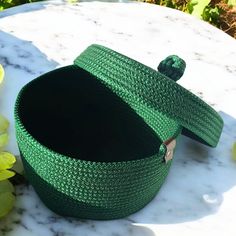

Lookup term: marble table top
[0,0,236,235]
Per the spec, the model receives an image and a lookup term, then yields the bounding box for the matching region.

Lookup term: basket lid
[74,44,223,147]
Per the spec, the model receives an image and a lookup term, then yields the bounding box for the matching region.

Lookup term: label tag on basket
[164,138,176,163]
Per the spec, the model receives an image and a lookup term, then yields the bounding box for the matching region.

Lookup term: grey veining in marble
[0,1,236,235]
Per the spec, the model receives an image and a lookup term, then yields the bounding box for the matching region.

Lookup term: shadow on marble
[0,31,58,75]
[130,111,236,224]
[0,184,157,236]
[0,30,59,154]
[129,224,156,236]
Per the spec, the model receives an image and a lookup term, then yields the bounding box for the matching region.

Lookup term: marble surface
[0,0,236,235]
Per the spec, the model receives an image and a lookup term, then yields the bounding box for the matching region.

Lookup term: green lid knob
[157,55,186,82]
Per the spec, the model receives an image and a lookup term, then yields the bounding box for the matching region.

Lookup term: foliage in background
[0,0,40,10]
[0,0,235,38]
[142,0,236,38]
[0,65,18,218]
[232,142,236,161]
[0,152,16,218]
[203,0,236,38]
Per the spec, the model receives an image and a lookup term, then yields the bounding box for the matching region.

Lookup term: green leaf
[0,169,15,181]
[232,142,236,161]
[228,0,236,6]
[0,133,9,149]
[191,0,211,18]
[0,191,15,218]
[187,0,198,14]
[0,152,16,170]
[202,6,220,26]
[202,7,211,21]
[209,7,220,21]
[0,180,14,194]
[0,64,4,84]
[0,173,16,220]
[0,114,9,134]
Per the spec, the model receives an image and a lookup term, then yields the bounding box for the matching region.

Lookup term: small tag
[163,138,176,163]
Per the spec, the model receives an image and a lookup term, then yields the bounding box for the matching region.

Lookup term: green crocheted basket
[15,44,223,220]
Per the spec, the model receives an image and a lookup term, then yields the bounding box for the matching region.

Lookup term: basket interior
[17,66,161,162]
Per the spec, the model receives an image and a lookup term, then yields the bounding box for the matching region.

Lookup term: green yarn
[74,45,223,147]
[15,44,223,220]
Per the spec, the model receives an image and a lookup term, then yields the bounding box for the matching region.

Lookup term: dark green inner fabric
[18,66,160,162]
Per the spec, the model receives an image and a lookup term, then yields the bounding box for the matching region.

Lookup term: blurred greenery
[141,0,236,38]
[0,1,235,37]
[0,0,41,10]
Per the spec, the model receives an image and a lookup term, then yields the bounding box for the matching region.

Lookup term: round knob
[157,55,186,82]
